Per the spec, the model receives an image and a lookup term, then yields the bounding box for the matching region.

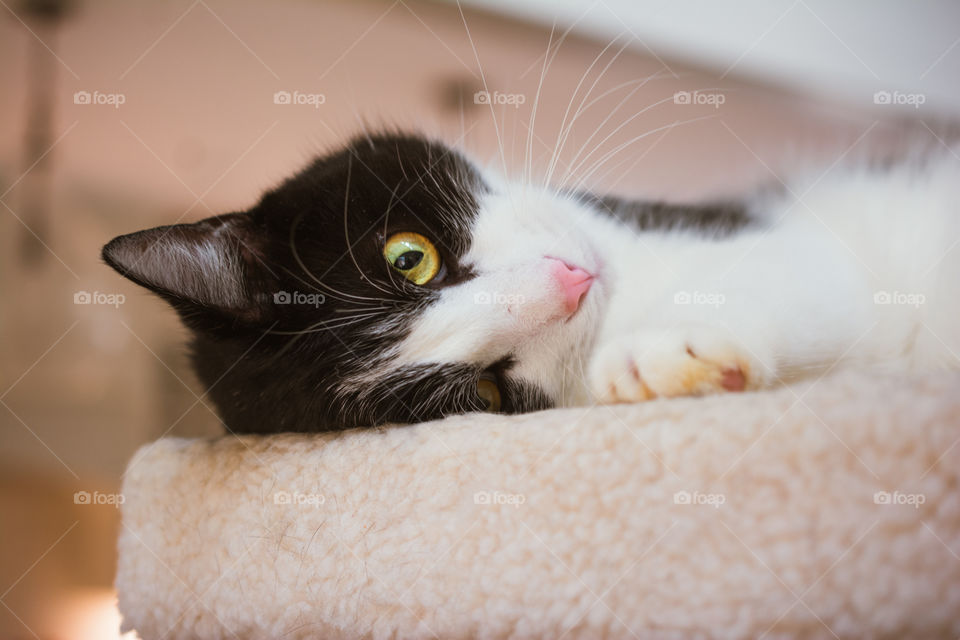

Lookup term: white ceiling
[460,0,960,116]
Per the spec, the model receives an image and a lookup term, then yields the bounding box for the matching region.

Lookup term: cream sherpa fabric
[116,370,960,639]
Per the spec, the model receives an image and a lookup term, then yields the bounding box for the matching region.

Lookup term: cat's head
[103,132,606,432]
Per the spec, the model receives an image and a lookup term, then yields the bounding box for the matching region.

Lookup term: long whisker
[382,180,404,290]
[517,0,603,189]
[577,71,695,116]
[525,21,559,190]
[587,123,675,191]
[457,1,508,180]
[569,115,718,193]
[267,311,386,336]
[565,90,712,185]
[289,211,386,305]
[544,36,629,190]
[342,155,394,297]
[563,92,681,186]
[556,70,676,190]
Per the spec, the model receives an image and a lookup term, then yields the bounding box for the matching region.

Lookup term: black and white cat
[103,132,960,433]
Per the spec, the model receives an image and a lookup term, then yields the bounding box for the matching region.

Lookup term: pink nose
[547,257,594,314]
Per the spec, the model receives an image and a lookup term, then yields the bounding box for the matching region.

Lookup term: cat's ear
[102,213,272,324]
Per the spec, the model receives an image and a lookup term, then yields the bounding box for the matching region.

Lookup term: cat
[102,131,960,433]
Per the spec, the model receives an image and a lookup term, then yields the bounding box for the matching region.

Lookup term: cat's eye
[476,377,502,413]
[383,232,441,285]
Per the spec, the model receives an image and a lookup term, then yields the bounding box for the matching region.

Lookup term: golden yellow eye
[383,232,441,285]
[477,377,502,413]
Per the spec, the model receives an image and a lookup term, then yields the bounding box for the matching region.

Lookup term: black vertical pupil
[394,251,423,270]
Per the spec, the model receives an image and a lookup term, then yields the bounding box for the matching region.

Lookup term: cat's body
[581,153,960,403]
[103,132,959,433]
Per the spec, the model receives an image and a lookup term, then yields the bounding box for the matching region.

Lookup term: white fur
[398,149,960,405]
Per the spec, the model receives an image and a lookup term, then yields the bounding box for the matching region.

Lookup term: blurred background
[0,0,957,637]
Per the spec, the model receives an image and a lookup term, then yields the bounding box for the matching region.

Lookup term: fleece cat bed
[116,369,960,639]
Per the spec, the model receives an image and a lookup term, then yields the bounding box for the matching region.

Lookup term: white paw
[587,326,764,404]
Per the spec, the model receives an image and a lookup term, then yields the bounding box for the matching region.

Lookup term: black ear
[102,213,272,326]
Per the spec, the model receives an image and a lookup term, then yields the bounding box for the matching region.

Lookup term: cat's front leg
[587,325,773,403]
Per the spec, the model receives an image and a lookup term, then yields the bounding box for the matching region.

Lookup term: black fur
[579,193,754,237]
[104,133,552,433]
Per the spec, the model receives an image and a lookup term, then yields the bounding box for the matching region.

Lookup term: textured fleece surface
[116,370,960,639]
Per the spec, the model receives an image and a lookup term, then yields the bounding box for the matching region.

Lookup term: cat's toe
[677,327,760,395]
[644,330,755,397]
[587,327,765,404]
[720,365,747,391]
[587,339,656,403]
